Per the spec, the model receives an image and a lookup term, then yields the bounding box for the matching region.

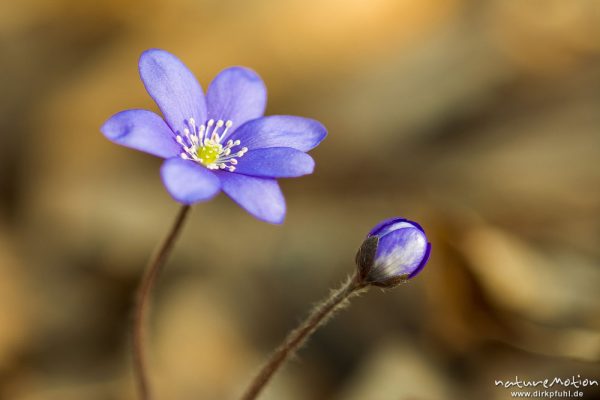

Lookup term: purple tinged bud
[356,217,431,287]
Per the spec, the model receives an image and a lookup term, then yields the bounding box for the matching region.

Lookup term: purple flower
[101,49,326,224]
[357,218,431,287]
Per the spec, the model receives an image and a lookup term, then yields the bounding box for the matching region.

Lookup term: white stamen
[177,117,247,172]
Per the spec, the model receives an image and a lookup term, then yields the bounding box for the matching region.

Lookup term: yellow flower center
[197,143,221,166]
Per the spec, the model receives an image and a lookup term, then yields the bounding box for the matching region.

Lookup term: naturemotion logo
[494,375,598,398]
[495,376,598,390]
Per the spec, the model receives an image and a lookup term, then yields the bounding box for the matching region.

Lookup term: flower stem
[132,205,191,400]
[240,273,368,400]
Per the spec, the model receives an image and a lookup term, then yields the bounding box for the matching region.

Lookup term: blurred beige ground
[0,0,599,399]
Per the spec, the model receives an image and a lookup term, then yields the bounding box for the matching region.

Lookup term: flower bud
[356,218,431,287]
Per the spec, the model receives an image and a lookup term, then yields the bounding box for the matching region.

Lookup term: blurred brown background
[0,0,599,399]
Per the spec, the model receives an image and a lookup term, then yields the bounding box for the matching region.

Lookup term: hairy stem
[240,273,368,400]
[132,205,191,400]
